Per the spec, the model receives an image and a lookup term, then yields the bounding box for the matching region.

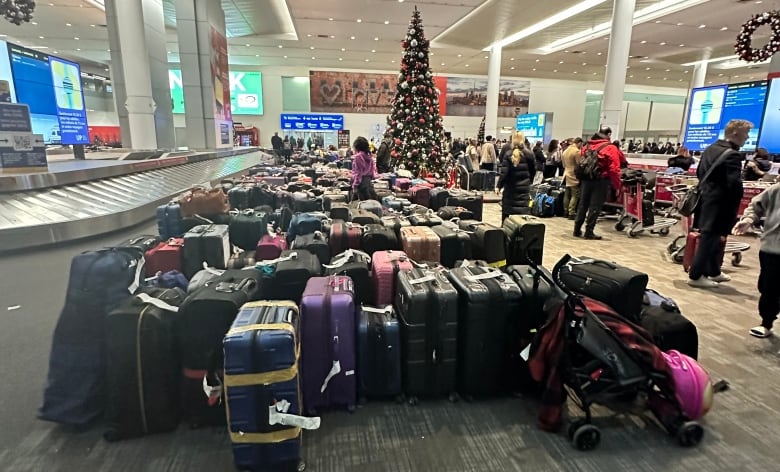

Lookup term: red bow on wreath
[735,11,780,63]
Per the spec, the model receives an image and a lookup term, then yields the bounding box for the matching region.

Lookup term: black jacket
[271,135,283,150]
[376,141,391,174]
[695,139,744,235]
[498,146,536,216]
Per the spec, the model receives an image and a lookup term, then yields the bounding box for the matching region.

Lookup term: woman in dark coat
[497,131,536,223]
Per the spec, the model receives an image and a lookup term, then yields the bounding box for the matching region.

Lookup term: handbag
[179,187,230,217]
[678,149,732,217]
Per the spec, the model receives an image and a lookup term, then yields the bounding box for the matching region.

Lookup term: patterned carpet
[0,205,776,472]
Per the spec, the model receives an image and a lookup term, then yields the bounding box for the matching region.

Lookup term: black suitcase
[104,287,186,441]
[325,249,373,308]
[182,224,231,278]
[292,192,323,213]
[503,215,545,266]
[431,224,472,268]
[229,210,269,251]
[429,188,450,211]
[437,206,474,221]
[446,191,484,221]
[358,305,402,400]
[447,266,522,397]
[505,265,559,338]
[291,231,330,266]
[640,289,698,359]
[323,191,348,211]
[408,213,443,227]
[380,215,411,239]
[642,199,655,227]
[551,189,565,217]
[349,208,381,225]
[116,235,161,254]
[470,170,496,191]
[329,202,350,222]
[228,185,252,210]
[457,220,506,268]
[395,268,458,401]
[260,249,321,302]
[361,223,400,255]
[248,185,275,208]
[559,257,649,323]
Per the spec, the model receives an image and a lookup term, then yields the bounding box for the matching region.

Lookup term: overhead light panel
[681,54,737,66]
[716,57,771,69]
[85,0,105,10]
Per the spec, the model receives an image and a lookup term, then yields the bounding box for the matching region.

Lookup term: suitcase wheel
[732,252,742,266]
[676,421,704,448]
[448,392,459,403]
[407,396,419,406]
[347,404,356,414]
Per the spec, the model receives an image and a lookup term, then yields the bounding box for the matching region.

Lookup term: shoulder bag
[678,148,732,217]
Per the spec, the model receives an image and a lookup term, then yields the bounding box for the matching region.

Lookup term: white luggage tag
[135,293,180,312]
[202,261,226,276]
[362,305,393,315]
[128,258,146,294]
[268,399,321,430]
[202,374,223,406]
[256,252,298,267]
[465,269,504,283]
[320,360,342,393]
[408,274,436,285]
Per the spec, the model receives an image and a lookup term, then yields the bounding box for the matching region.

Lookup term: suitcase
[408,212,443,227]
[682,231,726,273]
[39,248,145,426]
[372,250,414,306]
[382,196,410,212]
[559,256,649,323]
[503,215,545,266]
[181,369,225,428]
[104,287,185,441]
[144,238,184,276]
[329,202,350,222]
[287,213,323,244]
[642,199,655,227]
[256,232,288,261]
[292,192,323,213]
[349,208,381,226]
[400,226,441,264]
[274,189,294,209]
[358,305,402,400]
[117,234,161,253]
[257,175,287,187]
[292,231,330,266]
[300,276,357,414]
[182,224,231,279]
[226,251,256,269]
[409,185,431,207]
[431,225,472,268]
[249,185,276,208]
[446,191,484,221]
[471,170,497,192]
[356,199,383,218]
[381,215,411,238]
[269,206,293,233]
[457,220,506,268]
[395,268,458,400]
[395,178,412,191]
[228,185,252,210]
[329,222,363,257]
[157,203,183,239]
[447,266,522,397]
[551,189,565,217]
[504,265,559,337]
[640,289,698,359]
[436,206,474,222]
[324,250,373,306]
[429,188,450,211]
[260,249,321,302]
[322,191,348,211]
[229,210,269,251]
[361,223,400,255]
[224,301,307,472]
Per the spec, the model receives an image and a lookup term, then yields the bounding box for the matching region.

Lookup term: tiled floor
[0,207,776,472]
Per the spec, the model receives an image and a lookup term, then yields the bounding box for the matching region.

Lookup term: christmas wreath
[1,0,36,26]
[735,11,780,63]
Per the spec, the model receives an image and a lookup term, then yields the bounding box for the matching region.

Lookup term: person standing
[733,183,780,337]
[351,136,378,201]
[573,127,621,240]
[562,137,584,219]
[497,132,536,223]
[271,132,283,155]
[466,139,480,170]
[376,133,392,174]
[688,119,751,288]
[544,139,562,178]
[743,147,772,181]
[480,135,497,171]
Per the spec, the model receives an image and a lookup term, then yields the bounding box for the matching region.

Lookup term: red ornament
[419,118,425,124]
[395,138,402,145]
[405,97,412,105]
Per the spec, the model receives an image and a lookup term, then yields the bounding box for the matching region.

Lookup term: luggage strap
[409,273,436,285]
[466,270,504,282]
[135,293,179,312]
[323,249,370,269]
[362,305,393,315]
[201,262,226,276]
[256,252,298,266]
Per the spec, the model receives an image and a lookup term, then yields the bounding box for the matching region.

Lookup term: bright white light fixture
[84,0,105,9]
[716,57,771,69]
[681,54,738,66]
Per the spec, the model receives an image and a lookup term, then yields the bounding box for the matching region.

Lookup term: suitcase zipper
[136,304,153,434]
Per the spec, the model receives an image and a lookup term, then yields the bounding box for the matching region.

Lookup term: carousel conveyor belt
[0,151,268,252]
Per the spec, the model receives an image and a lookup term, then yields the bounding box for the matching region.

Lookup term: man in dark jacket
[688,119,751,288]
[271,132,283,153]
[376,133,392,174]
[574,127,621,240]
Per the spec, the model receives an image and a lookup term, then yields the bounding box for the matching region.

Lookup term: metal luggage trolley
[614,177,676,238]
[664,183,750,266]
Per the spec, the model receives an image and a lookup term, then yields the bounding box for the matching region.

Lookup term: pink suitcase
[371,250,414,306]
[409,185,431,207]
[329,222,362,257]
[395,178,412,191]
[255,232,288,261]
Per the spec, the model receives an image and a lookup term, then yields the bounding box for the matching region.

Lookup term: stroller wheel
[572,424,601,451]
[672,248,685,264]
[676,421,704,447]
[567,419,587,441]
[732,252,743,266]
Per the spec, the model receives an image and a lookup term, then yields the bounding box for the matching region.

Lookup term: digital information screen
[169,70,263,115]
[718,80,767,152]
[280,113,344,131]
[757,78,780,154]
[515,113,546,142]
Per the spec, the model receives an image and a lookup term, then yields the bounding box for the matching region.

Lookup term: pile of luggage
[38,158,701,470]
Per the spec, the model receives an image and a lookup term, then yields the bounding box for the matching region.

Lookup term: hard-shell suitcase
[256,232,288,262]
[372,250,414,306]
[182,224,231,279]
[437,206,474,221]
[329,202,350,222]
[269,206,293,233]
[382,196,410,212]
[409,185,431,207]
[504,265,559,337]
[559,256,649,323]
[431,225,472,268]
[322,191,348,211]
[400,226,441,264]
[429,188,450,211]
[229,210,269,251]
[300,276,357,414]
[361,223,400,255]
[640,289,698,359]
[408,212,443,227]
[356,199,383,218]
[228,185,252,210]
[349,208,381,226]
[292,192,323,213]
[104,288,185,441]
[358,305,402,400]
[145,238,184,276]
[503,215,545,266]
[287,213,323,244]
[395,178,412,191]
[682,231,726,273]
[329,222,362,257]
[292,231,330,266]
[381,214,411,238]
[157,203,183,239]
[260,250,321,302]
[446,191,484,221]
[324,250,373,306]
[457,220,506,268]
[224,301,311,472]
[447,266,522,397]
[395,268,458,400]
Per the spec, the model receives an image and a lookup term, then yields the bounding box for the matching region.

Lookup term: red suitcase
[255,232,288,262]
[145,238,184,276]
[409,185,431,207]
[371,250,414,306]
[329,222,362,257]
[682,231,725,273]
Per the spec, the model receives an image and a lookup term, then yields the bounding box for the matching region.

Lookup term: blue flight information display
[757,78,780,154]
[281,113,344,131]
[515,113,546,142]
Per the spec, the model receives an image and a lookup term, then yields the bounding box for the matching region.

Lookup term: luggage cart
[614,179,676,237]
[664,184,750,266]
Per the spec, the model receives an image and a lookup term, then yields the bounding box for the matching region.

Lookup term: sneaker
[573,230,583,238]
[687,277,719,288]
[709,273,731,283]
[584,233,603,240]
[749,326,773,338]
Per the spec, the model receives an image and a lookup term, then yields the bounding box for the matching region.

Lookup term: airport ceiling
[0,0,776,88]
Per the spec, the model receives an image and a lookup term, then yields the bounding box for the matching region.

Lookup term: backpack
[576,143,610,181]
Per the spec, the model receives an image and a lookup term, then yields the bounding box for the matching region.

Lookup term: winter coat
[351,151,378,189]
[497,146,536,216]
[376,141,391,174]
[582,137,622,190]
[694,139,744,236]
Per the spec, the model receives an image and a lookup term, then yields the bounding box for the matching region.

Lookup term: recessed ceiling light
[720,26,728,31]
[65,23,71,26]
[511,66,515,70]
[430,52,434,56]
[246,44,251,47]
[278,45,283,48]
[465,64,469,67]
[328,17,333,21]
[679,79,683,82]
[629,74,634,78]
[31,21,37,25]
[626,66,631,69]
[559,60,564,64]
[365,59,369,62]
[74,37,80,40]
[330,35,335,39]
[283,55,288,58]
[484,55,489,59]
[255,54,259,57]
[647,76,651,79]
[391,60,395,63]
[398,0,404,2]
[510,57,514,61]
[357,18,362,23]
[665,68,670,72]
[679,44,685,47]
[371,49,376,53]
[708,81,713,84]
[684,70,689,73]
[535,59,540,62]
[307,34,312,38]
[339,57,343,61]
[374,37,379,41]
[441,62,445,66]
[735,75,740,78]
[384,20,389,25]
[458,54,462,58]
[341,48,346,52]
[311,56,316,59]
[53,50,57,53]
[698,24,706,29]
[39,36,44,39]
[573,71,578,74]
[659,42,666,45]
[597,52,602,56]
[90,24,96,27]
[676,22,684,26]
[350,36,355,40]
[640,40,647,44]
[592,72,597,75]
[718,73,724,76]
[582,62,587,66]
[532,68,536,71]
[310,46,315,50]
[645,67,651,70]
[76,48,81,51]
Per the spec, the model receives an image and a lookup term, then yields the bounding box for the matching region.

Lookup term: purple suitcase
[300,276,357,414]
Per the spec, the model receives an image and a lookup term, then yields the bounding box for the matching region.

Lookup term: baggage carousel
[0,149,268,252]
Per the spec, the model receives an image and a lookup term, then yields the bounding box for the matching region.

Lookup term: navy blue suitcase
[156,203,183,239]
[358,305,402,400]
[224,301,308,472]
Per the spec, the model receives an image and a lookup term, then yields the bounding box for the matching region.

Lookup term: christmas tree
[387,6,446,177]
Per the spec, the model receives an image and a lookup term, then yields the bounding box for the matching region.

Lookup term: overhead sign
[281,113,344,131]
[516,113,547,142]
[169,69,264,115]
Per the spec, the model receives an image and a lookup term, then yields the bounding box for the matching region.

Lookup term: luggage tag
[128,258,146,294]
[320,360,342,393]
[269,399,321,430]
[135,293,180,312]
[202,375,223,406]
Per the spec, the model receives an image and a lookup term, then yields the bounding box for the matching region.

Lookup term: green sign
[168,70,263,115]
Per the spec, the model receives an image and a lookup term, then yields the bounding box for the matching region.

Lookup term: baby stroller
[527,254,724,451]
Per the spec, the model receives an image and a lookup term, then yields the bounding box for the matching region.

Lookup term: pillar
[484,45,502,140]
[105,0,175,150]
[600,0,636,139]
[691,49,711,89]
[175,0,232,150]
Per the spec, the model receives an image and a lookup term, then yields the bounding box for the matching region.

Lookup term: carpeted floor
[0,205,776,472]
